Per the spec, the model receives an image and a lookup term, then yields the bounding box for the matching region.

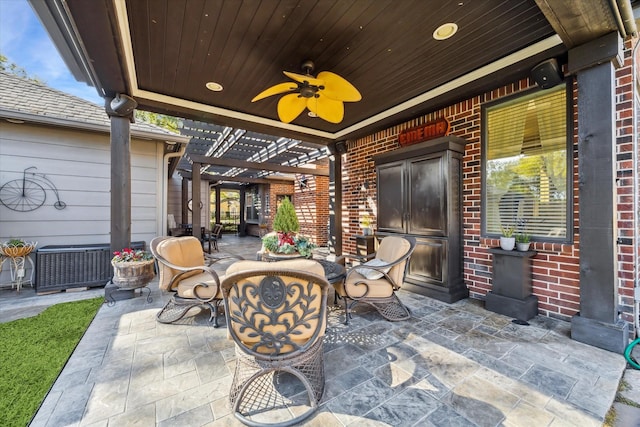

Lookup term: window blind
[484,85,568,239]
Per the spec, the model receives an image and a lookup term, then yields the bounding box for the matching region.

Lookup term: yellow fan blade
[317,71,361,102]
[307,93,344,124]
[283,71,323,86]
[277,93,307,123]
[251,82,298,102]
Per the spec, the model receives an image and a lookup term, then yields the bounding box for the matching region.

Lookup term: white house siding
[0,121,164,285]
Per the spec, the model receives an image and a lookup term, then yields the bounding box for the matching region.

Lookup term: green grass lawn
[0,297,103,427]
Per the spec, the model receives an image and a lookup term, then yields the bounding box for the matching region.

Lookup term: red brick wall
[267,182,294,230]
[264,161,330,247]
[616,39,638,326]
[341,41,637,323]
[295,169,330,246]
[292,158,330,246]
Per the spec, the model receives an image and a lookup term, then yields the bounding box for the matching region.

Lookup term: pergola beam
[188,155,329,176]
[179,170,291,185]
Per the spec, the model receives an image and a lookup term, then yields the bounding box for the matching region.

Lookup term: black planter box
[36,241,145,293]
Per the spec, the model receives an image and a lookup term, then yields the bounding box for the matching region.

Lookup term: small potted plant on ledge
[515,233,531,251]
[261,197,316,259]
[111,247,155,289]
[499,225,515,251]
[360,213,373,236]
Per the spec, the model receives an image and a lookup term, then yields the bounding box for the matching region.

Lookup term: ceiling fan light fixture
[252,60,361,124]
[433,23,458,40]
[206,81,224,91]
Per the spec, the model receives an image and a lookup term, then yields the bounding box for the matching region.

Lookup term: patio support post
[329,150,342,256]
[192,162,202,240]
[215,186,221,224]
[181,177,189,225]
[109,115,131,253]
[568,32,628,353]
[239,187,246,236]
[106,95,136,300]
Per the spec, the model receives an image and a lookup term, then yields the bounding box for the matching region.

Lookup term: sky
[0,0,104,104]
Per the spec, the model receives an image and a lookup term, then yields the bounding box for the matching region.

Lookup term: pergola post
[329,148,343,257]
[192,162,202,239]
[181,177,189,225]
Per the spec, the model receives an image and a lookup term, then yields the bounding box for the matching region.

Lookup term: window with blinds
[482,84,570,241]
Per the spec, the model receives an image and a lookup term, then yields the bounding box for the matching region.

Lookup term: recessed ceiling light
[433,23,458,40]
[206,81,223,91]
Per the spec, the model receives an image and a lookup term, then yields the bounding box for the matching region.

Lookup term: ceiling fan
[251,60,361,124]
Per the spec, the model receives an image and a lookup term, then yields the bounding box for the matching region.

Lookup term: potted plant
[0,238,37,258]
[360,213,373,235]
[499,225,515,251]
[111,247,155,289]
[515,233,531,251]
[261,197,316,258]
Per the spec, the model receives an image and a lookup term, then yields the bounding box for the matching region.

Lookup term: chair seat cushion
[343,271,395,298]
[177,272,223,299]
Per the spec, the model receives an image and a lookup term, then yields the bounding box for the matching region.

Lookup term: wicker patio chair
[150,236,224,326]
[334,235,416,324]
[221,259,330,427]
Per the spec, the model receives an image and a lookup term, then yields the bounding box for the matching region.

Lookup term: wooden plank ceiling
[38,0,624,180]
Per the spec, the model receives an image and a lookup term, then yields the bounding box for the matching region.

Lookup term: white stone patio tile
[474,367,551,408]
[503,399,554,427]
[544,397,603,426]
[126,370,200,410]
[106,402,156,427]
[81,380,128,425]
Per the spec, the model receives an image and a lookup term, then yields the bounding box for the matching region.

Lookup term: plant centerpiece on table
[0,238,37,258]
[111,247,155,289]
[261,197,316,258]
[499,224,516,251]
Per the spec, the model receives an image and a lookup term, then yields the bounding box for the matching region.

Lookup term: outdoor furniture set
[150,234,416,426]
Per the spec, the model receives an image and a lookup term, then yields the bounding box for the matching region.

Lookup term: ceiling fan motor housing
[299,85,318,98]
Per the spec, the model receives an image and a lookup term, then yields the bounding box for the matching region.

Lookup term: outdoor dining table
[259,254,346,301]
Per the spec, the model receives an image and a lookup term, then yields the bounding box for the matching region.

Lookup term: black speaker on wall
[108,94,137,117]
[531,59,563,89]
[334,140,348,155]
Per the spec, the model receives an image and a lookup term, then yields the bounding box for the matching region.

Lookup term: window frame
[480,83,574,244]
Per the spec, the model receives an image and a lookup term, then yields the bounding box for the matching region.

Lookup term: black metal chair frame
[150,236,224,326]
[221,265,329,427]
[207,223,224,253]
[341,236,417,324]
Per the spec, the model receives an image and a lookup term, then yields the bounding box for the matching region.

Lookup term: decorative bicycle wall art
[0,167,67,212]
